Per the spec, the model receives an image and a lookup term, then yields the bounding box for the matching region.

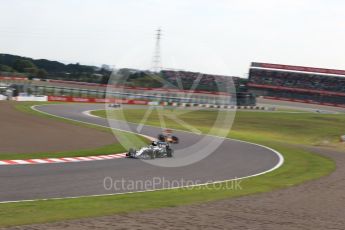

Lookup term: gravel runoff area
[0,102,117,154]
[3,147,344,230]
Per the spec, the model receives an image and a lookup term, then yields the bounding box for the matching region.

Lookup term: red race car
[157,129,179,144]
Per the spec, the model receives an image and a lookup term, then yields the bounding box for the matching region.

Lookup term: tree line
[0,53,112,83]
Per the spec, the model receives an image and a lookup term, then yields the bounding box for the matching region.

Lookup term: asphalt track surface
[0,104,282,202]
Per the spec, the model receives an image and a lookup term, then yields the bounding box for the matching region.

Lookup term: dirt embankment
[0,102,117,154]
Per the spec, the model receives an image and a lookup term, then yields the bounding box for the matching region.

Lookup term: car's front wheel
[127,148,136,157]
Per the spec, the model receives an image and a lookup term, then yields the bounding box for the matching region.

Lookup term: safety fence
[46,96,266,110]
[263,96,345,109]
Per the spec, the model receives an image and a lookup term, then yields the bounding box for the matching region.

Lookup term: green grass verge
[0,105,337,227]
[0,102,149,160]
[93,109,345,149]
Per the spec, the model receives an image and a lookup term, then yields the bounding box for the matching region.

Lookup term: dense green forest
[0,53,112,83]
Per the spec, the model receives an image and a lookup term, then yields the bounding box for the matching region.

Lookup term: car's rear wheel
[172,136,179,144]
[141,149,155,160]
[150,150,156,159]
[167,148,173,158]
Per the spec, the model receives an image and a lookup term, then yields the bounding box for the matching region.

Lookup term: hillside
[0,53,111,83]
[0,53,246,92]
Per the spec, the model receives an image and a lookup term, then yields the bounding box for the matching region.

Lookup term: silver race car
[126,141,173,159]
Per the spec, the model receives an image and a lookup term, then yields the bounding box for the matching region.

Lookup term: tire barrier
[165,102,267,110]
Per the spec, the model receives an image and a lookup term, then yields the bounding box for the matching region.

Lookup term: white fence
[15,95,48,102]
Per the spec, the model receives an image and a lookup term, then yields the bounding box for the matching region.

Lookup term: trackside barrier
[175,103,266,110]
[263,96,345,109]
[46,79,232,96]
[160,103,267,110]
[148,101,159,106]
[0,76,28,81]
[15,96,48,102]
[47,96,267,110]
[48,96,149,105]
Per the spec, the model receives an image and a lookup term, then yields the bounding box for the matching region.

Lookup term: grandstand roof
[251,62,345,77]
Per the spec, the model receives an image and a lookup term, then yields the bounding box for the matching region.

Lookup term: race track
[0,104,282,202]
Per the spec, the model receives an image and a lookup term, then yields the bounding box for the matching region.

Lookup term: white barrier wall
[0,95,6,100]
[148,101,160,106]
[15,96,48,102]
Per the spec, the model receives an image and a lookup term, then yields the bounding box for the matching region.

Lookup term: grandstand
[248,62,345,106]
[161,70,238,92]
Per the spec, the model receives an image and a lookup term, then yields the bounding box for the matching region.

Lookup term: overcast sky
[0,0,344,77]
